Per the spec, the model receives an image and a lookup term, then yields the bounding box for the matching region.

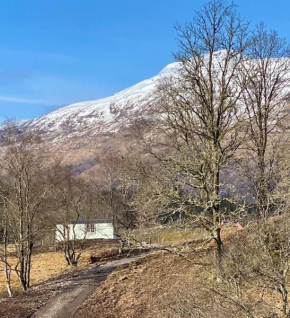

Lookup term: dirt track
[33,254,149,318]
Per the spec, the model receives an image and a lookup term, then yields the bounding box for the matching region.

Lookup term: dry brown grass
[0,240,119,294]
[75,249,209,318]
[75,228,281,318]
[0,228,286,318]
[0,251,78,293]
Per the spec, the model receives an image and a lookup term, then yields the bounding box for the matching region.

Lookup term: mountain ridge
[3,50,289,173]
[19,61,179,143]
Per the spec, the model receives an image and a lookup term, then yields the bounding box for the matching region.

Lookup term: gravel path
[33,254,148,318]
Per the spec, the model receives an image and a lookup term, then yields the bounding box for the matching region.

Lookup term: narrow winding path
[33,254,148,318]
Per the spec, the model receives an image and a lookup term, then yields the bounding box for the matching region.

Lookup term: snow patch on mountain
[22,61,180,141]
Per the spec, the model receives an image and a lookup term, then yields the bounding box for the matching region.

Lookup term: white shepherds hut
[55,218,116,242]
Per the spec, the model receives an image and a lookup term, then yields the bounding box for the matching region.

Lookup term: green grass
[154,227,207,244]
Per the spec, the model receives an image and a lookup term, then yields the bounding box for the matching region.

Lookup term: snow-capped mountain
[0,61,182,173]
[22,61,179,143]
[3,50,288,174]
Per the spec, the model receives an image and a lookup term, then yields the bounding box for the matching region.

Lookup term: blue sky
[1,0,290,122]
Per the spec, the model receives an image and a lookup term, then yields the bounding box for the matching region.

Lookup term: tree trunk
[3,207,13,297]
[280,283,290,318]
[257,151,268,218]
[212,148,223,258]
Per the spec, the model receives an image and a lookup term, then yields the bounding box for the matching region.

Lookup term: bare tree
[239,22,290,218]
[90,154,137,249]
[218,214,290,317]
[0,192,13,297]
[0,124,55,290]
[156,216,290,318]
[53,171,95,266]
[143,0,249,255]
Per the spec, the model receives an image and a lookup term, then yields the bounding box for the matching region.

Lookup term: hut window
[86,224,95,233]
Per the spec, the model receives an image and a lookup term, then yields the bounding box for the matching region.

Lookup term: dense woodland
[2,0,290,316]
